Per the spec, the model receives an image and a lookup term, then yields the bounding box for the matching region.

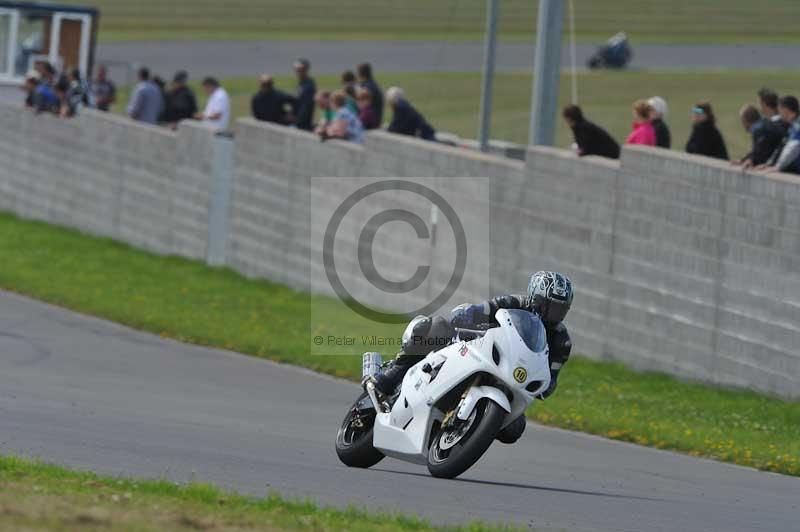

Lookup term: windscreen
[506,309,547,353]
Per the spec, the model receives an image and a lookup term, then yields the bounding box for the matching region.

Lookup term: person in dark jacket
[164,71,198,128]
[386,86,435,141]
[758,88,786,129]
[292,58,316,131]
[733,104,785,168]
[686,102,728,160]
[251,74,295,125]
[357,62,383,125]
[759,95,800,174]
[562,104,620,159]
[647,96,671,149]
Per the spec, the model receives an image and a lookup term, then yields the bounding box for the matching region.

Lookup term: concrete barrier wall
[0,104,797,398]
[613,147,800,395]
[0,104,218,259]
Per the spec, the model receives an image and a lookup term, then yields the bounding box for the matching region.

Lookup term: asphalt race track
[97,40,800,81]
[1,290,798,531]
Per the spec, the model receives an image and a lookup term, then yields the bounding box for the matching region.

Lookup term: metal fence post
[529,0,564,146]
[206,132,234,266]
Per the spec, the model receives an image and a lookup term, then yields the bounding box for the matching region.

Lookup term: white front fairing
[372,309,551,463]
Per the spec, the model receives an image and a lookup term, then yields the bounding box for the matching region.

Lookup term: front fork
[442,375,482,428]
[364,380,388,414]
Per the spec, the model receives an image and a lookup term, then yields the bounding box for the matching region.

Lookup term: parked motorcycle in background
[335,309,551,479]
[587,32,633,69]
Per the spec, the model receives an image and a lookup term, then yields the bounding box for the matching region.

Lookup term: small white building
[0,1,99,84]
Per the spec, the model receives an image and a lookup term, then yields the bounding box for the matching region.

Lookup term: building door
[49,12,90,78]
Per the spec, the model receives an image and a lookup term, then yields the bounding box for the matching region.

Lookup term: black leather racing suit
[374,294,572,399]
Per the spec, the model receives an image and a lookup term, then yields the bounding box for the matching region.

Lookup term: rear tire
[335,393,384,469]
[427,399,505,479]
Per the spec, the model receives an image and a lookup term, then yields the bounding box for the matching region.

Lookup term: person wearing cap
[685,102,728,160]
[251,74,295,125]
[293,58,316,131]
[647,96,671,149]
[164,70,198,128]
[386,86,435,141]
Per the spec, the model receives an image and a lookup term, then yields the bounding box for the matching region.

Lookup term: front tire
[427,398,505,479]
[496,414,526,444]
[335,393,384,469]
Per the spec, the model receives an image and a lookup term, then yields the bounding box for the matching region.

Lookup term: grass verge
[115,69,800,159]
[53,0,800,44]
[0,455,514,531]
[0,212,798,476]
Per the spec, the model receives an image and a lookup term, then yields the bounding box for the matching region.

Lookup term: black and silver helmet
[527,271,573,324]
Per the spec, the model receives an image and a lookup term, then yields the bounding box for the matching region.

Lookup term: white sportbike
[335,309,551,479]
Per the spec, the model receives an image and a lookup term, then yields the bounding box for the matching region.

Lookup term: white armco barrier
[0,104,798,399]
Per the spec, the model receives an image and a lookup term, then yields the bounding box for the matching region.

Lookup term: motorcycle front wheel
[335,392,385,469]
[427,398,505,479]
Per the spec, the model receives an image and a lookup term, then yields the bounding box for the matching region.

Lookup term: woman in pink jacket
[626,100,657,146]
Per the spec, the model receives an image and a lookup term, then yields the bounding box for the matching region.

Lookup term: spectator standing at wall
[164,71,198,128]
[196,77,230,131]
[733,104,785,168]
[357,62,383,126]
[151,76,168,122]
[319,90,364,144]
[625,100,656,146]
[647,96,671,148]
[251,74,295,125]
[313,90,334,136]
[35,62,57,88]
[55,79,77,118]
[341,70,359,114]
[758,88,786,129]
[386,86,435,141]
[68,68,91,108]
[127,67,164,125]
[759,95,800,174]
[685,102,728,160]
[562,104,620,159]
[356,88,379,130]
[91,65,116,112]
[24,71,58,113]
[293,58,316,130]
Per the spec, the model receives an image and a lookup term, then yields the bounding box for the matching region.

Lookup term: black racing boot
[372,361,409,396]
[539,367,561,399]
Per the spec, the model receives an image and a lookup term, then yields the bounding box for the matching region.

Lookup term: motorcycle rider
[367,271,573,441]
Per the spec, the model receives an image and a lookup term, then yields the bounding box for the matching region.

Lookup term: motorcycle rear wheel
[427,398,505,479]
[335,393,385,469]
